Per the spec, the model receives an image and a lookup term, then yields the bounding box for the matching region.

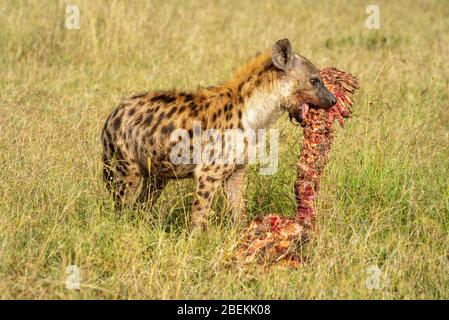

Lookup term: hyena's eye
[310,77,320,86]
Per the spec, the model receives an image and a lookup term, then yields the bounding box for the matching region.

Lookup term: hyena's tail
[101,129,116,194]
[102,152,114,192]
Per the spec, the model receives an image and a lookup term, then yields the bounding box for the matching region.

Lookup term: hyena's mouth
[298,102,310,119]
[289,102,312,125]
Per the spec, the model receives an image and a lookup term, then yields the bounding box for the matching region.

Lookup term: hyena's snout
[318,87,337,109]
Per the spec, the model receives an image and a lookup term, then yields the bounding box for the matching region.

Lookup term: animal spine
[295,67,359,228]
[235,67,359,265]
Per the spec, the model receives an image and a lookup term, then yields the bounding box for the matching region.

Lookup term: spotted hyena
[101,38,336,230]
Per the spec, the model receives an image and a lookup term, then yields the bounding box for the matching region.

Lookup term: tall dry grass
[0,0,448,299]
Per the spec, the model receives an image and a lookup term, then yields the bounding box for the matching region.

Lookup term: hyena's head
[271,38,337,120]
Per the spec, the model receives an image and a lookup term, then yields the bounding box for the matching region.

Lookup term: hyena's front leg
[225,168,247,222]
[191,165,226,230]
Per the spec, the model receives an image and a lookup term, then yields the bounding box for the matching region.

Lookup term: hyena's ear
[271,38,294,71]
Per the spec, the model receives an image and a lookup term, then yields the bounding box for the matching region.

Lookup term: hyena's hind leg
[103,155,142,210]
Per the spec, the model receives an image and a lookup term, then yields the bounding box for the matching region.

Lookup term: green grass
[0,0,448,299]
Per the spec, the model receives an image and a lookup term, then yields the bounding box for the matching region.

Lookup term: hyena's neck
[242,82,288,130]
[224,51,287,131]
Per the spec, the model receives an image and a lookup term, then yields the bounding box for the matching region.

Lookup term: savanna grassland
[0,0,448,299]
